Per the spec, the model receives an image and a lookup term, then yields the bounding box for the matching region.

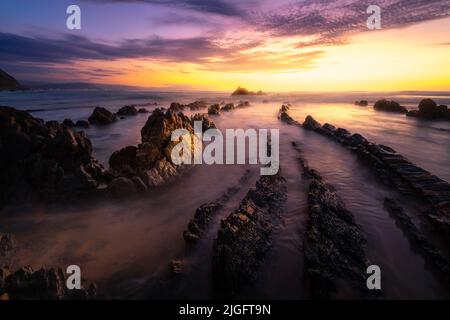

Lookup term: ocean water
[1,89,450,299]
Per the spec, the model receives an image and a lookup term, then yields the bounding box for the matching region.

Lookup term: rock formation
[0,106,109,207]
[109,108,212,189]
[221,103,235,112]
[355,100,368,106]
[231,87,265,96]
[0,69,22,91]
[183,170,251,243]
[188,101,208,111]
[208,104,221,116]
[212,172,286,297]
[407,99,450,121]
[88,107,117,125]
[117,105,138,116]
[302,163,375,299]
[374,99,407,114]
[0,265,97,300]
[299,114,450,239]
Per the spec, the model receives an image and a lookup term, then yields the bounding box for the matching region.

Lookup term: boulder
[221,103,235,112]
[168,102,185,112]
[208,104,221,115]
[407,99,450,120]
[237,101,250,108]
[109,108,205,189]
[117,105,138,116]
[354,100,368,106]
[184,202,223,242]
[109,146,139,176]
[62,119,75,127]
[88,107,117,125]
[75,120,90,128]
[303,115,321,130]
[374,99,407,114]
[188,101,207,110]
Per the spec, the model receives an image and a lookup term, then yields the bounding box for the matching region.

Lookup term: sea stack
[0,69,22,91]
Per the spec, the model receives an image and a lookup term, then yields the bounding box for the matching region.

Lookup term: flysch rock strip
[212,171,287,297]
[279,106,450,239]
[292,142,379,299]
[183,169,252,243]
[384,198,450,285]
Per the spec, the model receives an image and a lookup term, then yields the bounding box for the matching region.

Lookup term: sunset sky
[1,0,450,92]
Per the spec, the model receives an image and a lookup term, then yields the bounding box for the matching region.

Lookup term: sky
[1,0,450,92]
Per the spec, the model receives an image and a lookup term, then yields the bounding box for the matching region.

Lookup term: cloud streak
[83,0,244,17]
[253,0,450,47]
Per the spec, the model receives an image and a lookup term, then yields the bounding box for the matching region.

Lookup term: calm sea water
[1,89,450,299]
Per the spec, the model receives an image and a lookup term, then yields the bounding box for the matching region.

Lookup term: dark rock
[304,168,375,299]
[0,69,22,91]
[75,120,90,128]
[302,115,321,130]
[0,106,107,206]
[322,123,336,134]
[355,100,368,106]
[237,100,250,108]
[169,102,185,112]
[184,202,223,242]
[374,99,407,114]
[169,260,183,275]
[406,110,419,118]
[384,198,450,283]
[88,107,117,125]
[347,133,368,148]
[221,103,235,112]
[231,87,265,96]
[62,119,75,127]
[109,146,138,176]
[117,105,138,116]
[3,266,96,300]
[138,108,149,113]
[280,104,290,112]
[188,101,207,110]
[208,104,221,116]
[191,114,216,131]
[407,99,450,120]
[46,120,60,131]
[109,108,208,188]
[213,172,286,296]
[296,114,450,242]
[278,106,299,125]
[183,170,251,244]
[0,233,15,261]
